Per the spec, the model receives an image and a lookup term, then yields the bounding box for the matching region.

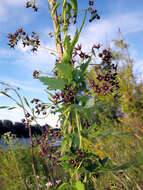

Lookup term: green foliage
[56,62,73,82]
[39,77,66,90]
[70,0,78,15]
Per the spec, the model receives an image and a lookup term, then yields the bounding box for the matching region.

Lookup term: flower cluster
[7,29,40,52]
[37,126,62,167]
[30,98,47,115]
[21,112,34,124]
[61,148,103,173]
[88,47,120,99]
[88,0,100,22]
[72,44,90,60]
[89,73,119,96]
[67,149,86,167]
[26,1,38,12]
[53,85,76,105]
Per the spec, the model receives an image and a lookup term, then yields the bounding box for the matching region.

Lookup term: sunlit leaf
[75,181,85,190]
[70,0,78,15]
[57,62,73,81]
[0,106,9,109]
[23,96,30,107]
[8,107,16,110]
[39,77,66,90]
[57,183,70,190]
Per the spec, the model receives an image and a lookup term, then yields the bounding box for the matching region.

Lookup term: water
[0,137,62,149]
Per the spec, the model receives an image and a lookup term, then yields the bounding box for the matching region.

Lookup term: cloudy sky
[0,0,143,126]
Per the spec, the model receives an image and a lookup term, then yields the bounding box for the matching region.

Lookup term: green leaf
[77,10,87,39]
[32,108,34,115]
[99,157,108,166]
[57,183,70,190]
[83,120,97,137]
[72,132,80,149]
[80,95,88,107]
[111,161,135,171]
[71,29,79,50]
[61,136,71,153]
[57,62,73,81]
[62,34,72,63]
[70,0,78,15]
[66,2,72,17]
[63,34,71,51]
[44,90,54,98]
[136,152,143,166]
[75,181,85,190]
[0,91,23,108]
[73,69,82,82]
[94,129,113,137]
[0,91,12,99]
[16,102,23,108]
[8,107,16,110]
[52,2,61,16]
[80,58,91,74]
[39,77,66,90]
[0,106,9,109]
[23,96,30,107]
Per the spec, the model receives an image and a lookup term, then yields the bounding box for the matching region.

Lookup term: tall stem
[13,89,40,190]
[28,123,40,190]
[48,0,63,61]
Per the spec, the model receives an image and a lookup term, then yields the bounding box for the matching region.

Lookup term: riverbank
[0,119,61,137]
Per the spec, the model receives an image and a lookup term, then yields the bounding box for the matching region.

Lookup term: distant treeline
[0,120,60,138]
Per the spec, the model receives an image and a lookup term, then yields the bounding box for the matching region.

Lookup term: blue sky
[0,0,143,126]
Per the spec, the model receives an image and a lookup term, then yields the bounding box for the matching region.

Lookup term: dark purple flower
[95,87,101,94]
[90,80,96,88]
[104,74,111,81]
[97,74,103,81]
[102,84,109,91]
[54,93,60,101]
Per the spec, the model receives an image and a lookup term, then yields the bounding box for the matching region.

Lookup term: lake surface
[0,137,62,149]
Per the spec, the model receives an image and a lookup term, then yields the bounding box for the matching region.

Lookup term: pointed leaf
[80,58,91,74]
[99,157,108,166]
[66,2,72,17]
[70,0,78,15]
[23,96,30,107]
[57,183,70,190]
[52,2,61,16]
[111,161,135,171]
[8,107,17,110]
[75,181,85,190]
[39,77,66,90]
[0,106,9,109]
[71,29,79,50]
[57,62,73,81]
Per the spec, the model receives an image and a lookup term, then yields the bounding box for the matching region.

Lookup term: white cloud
[0,5,6,21]
[0,0,34,24]
[13,41,57,72]
[79,11,143,50]
[0,107,60,127]
[0,107,24,123]
[3,0,25,7]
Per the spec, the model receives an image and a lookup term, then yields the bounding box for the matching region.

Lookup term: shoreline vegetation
[0,119,61,138]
